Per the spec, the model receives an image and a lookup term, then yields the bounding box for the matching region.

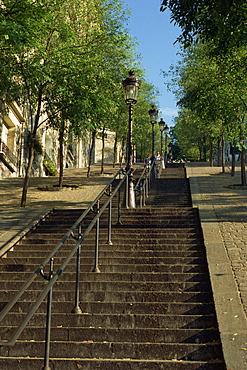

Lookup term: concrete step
[24,231,203,241]
[37,213,201,226]
[15,239,204,248]
[0,256,208,266]
[28,225,202,233]
[40,212,199,219]
[14,240,204,251]
[39,213,199,226]
[1,312,217,329]
[0,271,210,283]
[0,301,215,315]
[2,340,223,362]
[0,289,213,303]
[0,262,210,273]
[0,280,212,292]
[21,227,203,236]
[9,243,205,253]
[18,226,203,235]
[6,249,207,258]
[0,357,227,369]
[1,326,220,343]
[120,207,198,214]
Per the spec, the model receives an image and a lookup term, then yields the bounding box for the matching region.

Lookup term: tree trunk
[113,131,118,168]
[240,148,246,186]
[58,127,64,188]
[100,126,105,175]
[217,137,221,167]
[221,136,225,173]
[209,138,214,167]
[20,89,42,207]
[230,145,235,177]
[203,135,207,161]
[87,129,96,177]
[241,148,246,186]
[20,143,35,207]
[240,124,246,186]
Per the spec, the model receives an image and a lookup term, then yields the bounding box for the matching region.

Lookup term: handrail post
[71,223,82,314]
[148,167,152,189]
[42,258,54,370]
[125,174,129,208]
[146,173,149,198]
[117,186,122,225]
[143,186,146,206]
[143,179,146,207]
[106,184,113,245]
[92,200,100,273]
[139,178,144,208]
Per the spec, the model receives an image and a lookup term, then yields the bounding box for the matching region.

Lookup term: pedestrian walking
[155,152,161,177]
[144,154,151,168]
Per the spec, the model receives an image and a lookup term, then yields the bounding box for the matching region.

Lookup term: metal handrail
[0,167,124,324]
[134,161,155,208]
[0,168,130,355]
[134,166,147,191]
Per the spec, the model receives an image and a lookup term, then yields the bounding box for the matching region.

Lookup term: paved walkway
[1,162,247,368]
[187,163,247,313]
[187,162,247,369]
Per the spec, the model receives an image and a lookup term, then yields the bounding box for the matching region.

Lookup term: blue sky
[123,0,181,127]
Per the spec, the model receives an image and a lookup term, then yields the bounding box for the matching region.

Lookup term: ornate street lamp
[158,118,169,166]
[122,70,141,208]
[148,105,158,159]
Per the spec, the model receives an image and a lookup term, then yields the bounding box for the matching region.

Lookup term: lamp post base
[123,171,136,208]
[128,177,136,208]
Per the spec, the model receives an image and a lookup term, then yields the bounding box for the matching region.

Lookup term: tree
[160,0,247,50]
[0,0,141,203]
[0,0,102,204]
[164,41,247,182]
[164,44,225,162]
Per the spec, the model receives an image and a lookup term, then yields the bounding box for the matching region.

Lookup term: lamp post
[158,118,169,166]
[122,70,141,208]
[148,105,158,159]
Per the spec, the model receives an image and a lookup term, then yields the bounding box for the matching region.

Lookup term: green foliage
[160,0,247,51]
[0,0,140,134]
[33,137,43,155]
[0,0,151,206]
[43,157,57,176]
[171,110,210,161]
[164,41,247,161]
[0,0,161,172]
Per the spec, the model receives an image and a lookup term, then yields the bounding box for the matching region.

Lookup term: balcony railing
[0,139,17,172]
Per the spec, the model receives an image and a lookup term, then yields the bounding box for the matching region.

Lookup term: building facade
[0,101,25,179]
[0,101,121,179]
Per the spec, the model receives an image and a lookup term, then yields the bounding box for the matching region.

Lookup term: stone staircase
[0,164,226,369]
